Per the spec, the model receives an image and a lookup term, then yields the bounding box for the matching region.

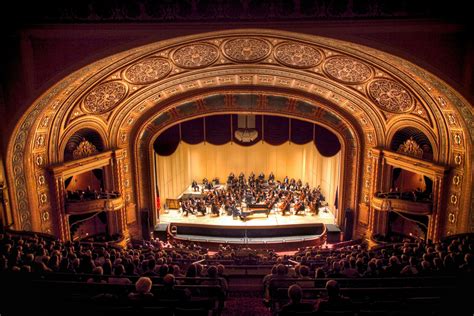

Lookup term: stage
[159,204,336,227]
[157,184,338,247]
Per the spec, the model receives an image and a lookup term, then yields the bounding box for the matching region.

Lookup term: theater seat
[174,307,209,316]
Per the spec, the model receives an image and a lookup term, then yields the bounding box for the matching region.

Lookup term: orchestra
[178,172,326,220]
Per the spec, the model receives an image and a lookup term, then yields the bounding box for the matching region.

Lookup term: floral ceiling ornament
[72,139,99,160]
[397,137,424,158]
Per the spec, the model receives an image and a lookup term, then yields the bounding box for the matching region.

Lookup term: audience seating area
[0,230,473,315]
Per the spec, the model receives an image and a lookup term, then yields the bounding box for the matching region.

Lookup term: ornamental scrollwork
[172,43,219,69]
[368,79,414,113]
[124,57,172,84]
[83,81,127,114]
[323,56,373,84]
[274,42,322,68]
[222,38,271,63]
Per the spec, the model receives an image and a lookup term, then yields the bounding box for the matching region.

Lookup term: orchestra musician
[197,199,207,216]
[279,195,291,215]
[293,198,305,215]
[309,200,319,216]
[179,171,327,222]
[268,172,275,183]
[191,180,199,192]
[211,199,220,216]
[181,200,195,216]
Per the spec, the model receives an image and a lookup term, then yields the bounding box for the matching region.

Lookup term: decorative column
[368,149,382,235]
[428,175,445,241]
[113,150,129,240]
[51,176,70,241]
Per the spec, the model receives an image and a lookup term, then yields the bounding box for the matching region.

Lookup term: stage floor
[166,183,335,226]
[159,205,336,227]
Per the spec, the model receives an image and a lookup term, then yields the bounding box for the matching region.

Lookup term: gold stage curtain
[155,141,340,208]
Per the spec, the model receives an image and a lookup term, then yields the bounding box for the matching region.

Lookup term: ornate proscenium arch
[134,90,361,230]
[5,29,473,241]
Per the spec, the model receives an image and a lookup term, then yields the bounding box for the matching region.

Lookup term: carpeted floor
[222,291,272,316]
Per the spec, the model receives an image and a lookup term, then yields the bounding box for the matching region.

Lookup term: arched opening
[150,113,343,243]
[390,127,433,161]
[2,29,471,242]
[135,88,361,243]
[63,128,105,162]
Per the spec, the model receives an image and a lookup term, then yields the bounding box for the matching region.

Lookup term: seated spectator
[128,277,154,302]
[418,260,432,276]
[314,280,353,312]
[108,264,132,285]
[460,253,474,275]
[342,259,360,278]
[87,266,107,284]
[296,265,313,288]
[203,265,228,295]
[279,284,314,315]
[400,256,419,275]
[269,264,290,298]
[161,273,191,301]
[327,261,345,278]
[315,267,326,279]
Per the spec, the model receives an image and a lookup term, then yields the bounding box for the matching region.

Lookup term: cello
[279,195,291,215]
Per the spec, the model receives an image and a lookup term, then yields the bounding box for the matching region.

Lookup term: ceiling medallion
[171,43,219,69]
[323,56,373,84]
[368,79,414,113]
[274,41,323,68]
[83,81,127,114]
[223,38,271,63]
[124,57,172,84]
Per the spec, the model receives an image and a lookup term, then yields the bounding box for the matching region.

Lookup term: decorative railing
[65,196,123,215]
[371,196,432,215]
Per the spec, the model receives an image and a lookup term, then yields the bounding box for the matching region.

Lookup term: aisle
[223,291,272,316]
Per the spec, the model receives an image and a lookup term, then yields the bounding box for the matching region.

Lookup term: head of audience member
[135,277,153,294]
[207,265,218,278]
[312,267,324,278]
[186,264,198,278]
[276,264,287,276]
[288,284,303,303]
[173,264,181,277]
[299,265,310,278]
[159,264,169,277]
[326,280,341,298]
[163,273,175,287]
[114,264,125,276]
[217,264,225,277]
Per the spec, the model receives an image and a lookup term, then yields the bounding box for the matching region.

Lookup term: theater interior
[0,1,473,315]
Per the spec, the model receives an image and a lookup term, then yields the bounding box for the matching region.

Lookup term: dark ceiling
[1,0,470,24]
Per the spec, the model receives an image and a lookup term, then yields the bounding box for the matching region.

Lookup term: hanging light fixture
[234,114,258,142]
